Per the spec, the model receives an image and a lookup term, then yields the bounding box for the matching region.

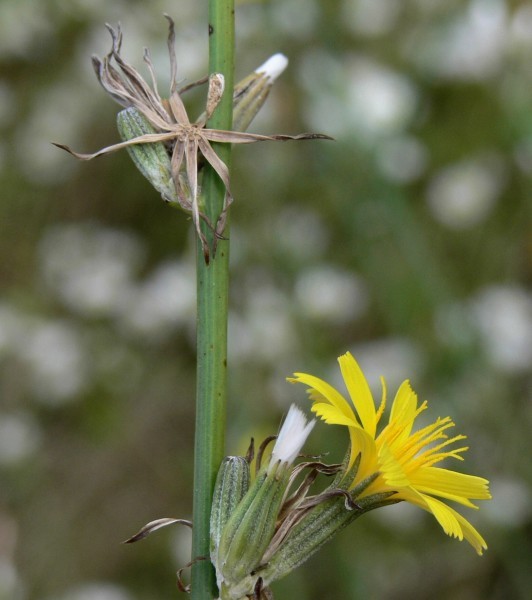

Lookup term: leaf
[122,517,192,544]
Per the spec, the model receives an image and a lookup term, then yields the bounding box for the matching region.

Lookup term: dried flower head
[54,16,332,261]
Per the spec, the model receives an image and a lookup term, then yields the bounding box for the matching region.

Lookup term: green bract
[117,107,180,205]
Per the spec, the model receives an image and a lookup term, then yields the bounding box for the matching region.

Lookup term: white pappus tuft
[269,404,315,471]
[256,53,289,83]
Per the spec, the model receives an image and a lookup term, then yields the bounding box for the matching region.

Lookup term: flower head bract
[289,351,491,555]
[53,16,331,261]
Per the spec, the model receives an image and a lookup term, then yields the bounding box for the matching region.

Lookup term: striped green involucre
[116,107,179,204]
[231,72,271,132]
[210,456,250,565]
[217,463,291,587]
[261,493,398,585]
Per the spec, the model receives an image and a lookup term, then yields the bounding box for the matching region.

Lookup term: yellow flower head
[289,352,491,555]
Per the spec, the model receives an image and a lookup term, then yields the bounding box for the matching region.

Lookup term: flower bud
[116,107,179,204]
[215,406,314,596]
[210,456,250,570]
[232,53,288,132]
[216,462,290,590]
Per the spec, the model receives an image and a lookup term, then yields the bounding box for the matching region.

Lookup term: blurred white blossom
[270,0,319,38]
[408,0,507,80]
[18,320,88,404]
[294,265,369,324]
[300,52,418,140]
[0,2,53,58]
[273,206,329,262]
[470,285,532,373]
[439,0,507,79]
[299,50,346,136]
[54,582,132,600]
[484,477,531,527]
[301,339,423,404]
[228,313,254,364]
[121,260,196,340]
[0,304,89,404]
[345,58,419,139]
[342,0,402,37]
[376,135,429,183]
[16,76,98,184]
[159,23,207,82]
[426,154,505,229]
[229,283,297,363]
[0,413,41,466]
[434,301,477,349]
[40,224,144,317]
[55,0,126,19]
[0,559,21,600]
[348,337,424,391]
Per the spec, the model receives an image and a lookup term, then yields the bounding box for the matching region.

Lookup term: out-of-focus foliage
[0,0,531,599]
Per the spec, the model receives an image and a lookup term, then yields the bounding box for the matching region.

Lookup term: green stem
[191,2,234,599]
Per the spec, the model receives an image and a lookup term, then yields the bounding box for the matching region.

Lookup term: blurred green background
[1,0,531,598]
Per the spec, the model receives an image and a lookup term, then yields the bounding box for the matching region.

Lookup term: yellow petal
[405,491,487,553]
[389,380,418,441]
[289,372,357,425]
[375,376,387,424]
[349,426,379,480]
[451,506,488,555]
[410,467,491,505]
[338,352,377,436]
[378,441,410,488]
[407,491,465,540]
[311,402,359,427]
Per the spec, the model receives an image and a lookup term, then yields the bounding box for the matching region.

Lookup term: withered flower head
[54,15,332,261]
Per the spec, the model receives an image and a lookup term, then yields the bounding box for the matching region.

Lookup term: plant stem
[191,2,234,599]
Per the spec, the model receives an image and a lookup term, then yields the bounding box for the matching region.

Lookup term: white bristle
[255,53,289,82]
[269,405,315,470]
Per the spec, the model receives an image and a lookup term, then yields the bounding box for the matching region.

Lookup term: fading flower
[54,16,331,261]
[289,351,491,555]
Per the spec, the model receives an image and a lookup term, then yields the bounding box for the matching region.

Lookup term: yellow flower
[289,352,491,555]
